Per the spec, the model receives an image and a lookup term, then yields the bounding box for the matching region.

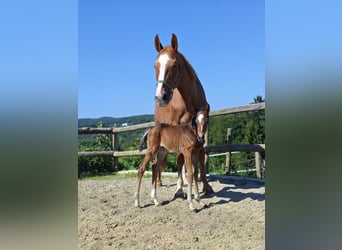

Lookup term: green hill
[78,114,154,128]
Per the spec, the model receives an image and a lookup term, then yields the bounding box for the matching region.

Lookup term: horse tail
[139,129,149,151]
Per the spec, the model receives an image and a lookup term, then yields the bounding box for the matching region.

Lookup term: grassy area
[79,171,152,181]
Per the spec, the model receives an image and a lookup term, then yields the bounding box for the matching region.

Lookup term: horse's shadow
[143,177,265,213]
[202,177,265,209]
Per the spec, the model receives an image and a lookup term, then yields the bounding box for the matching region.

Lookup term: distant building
[121,122,133,127]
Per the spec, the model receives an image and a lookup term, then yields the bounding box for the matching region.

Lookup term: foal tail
[139,129,149,151]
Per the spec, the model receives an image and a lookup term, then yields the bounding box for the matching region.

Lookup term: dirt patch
[78,175,265,249]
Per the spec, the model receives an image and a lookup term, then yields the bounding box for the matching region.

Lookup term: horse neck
[176,55,208,113]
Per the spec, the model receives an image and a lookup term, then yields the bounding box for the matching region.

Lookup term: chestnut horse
[134,110,208,211]
[153,33,213,194]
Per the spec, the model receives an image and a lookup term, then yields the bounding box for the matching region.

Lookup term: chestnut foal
[134,110,208,211]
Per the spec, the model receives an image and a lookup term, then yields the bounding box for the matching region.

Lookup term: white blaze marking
[155,53,170,98]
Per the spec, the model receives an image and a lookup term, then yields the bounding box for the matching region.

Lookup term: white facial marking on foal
[197,114,204,124]
[197,114,205,135]
[155,53,170,98]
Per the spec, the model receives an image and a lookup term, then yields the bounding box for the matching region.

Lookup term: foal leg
[174,153,185,198]
[184,154,195,211]
[134,151,152,207]
[192,159,200,202]
[151,162,160,206]
[151,148,168,206]
[193,157,207,208]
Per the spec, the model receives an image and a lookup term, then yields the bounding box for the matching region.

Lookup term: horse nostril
[197,135,205,143]
[155,96,168,107]
[162,93,169,101]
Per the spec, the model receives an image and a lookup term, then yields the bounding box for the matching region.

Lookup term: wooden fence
[78,103,265,178]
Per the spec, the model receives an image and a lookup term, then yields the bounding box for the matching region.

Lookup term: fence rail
[78,103,265,178]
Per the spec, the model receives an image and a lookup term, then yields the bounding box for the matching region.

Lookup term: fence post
[255,151,262,178]
[112,131,119,170]
[225,128,232,175]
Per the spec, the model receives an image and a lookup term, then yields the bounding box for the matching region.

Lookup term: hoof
[155,202,161,207]
[202,185,214,195]
[189,203,195,211]
[191,208,199,213]
[174,188,185,199]
[199,201,208,208]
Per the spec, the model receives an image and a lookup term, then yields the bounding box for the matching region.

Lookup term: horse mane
[177,51,208,110]
[177,51,199,82]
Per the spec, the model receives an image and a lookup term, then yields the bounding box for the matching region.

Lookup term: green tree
[78,121,116,177]
[233,95,265,177]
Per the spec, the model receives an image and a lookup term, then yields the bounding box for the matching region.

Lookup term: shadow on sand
[142,175,265,213]
[201,176,265,210]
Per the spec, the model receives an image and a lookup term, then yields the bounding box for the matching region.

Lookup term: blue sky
[79,0,264,118]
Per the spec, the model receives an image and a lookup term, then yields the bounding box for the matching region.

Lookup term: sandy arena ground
[78,174,265,249]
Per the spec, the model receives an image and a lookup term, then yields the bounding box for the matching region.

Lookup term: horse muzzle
[155,91,173,107]
[155,97,167,107]
[197,135,205,144]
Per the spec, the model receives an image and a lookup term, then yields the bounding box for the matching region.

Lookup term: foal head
[154,33,182,106]
[193,110,209,143]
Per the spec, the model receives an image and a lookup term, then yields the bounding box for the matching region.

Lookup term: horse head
[154,33,182,106]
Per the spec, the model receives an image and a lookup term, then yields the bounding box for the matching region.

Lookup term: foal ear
[171,33,178,51]
[206,103,210,113]
[192,118,197,129]
[154,34,163,52]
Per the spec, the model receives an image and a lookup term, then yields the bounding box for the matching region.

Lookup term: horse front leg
[199,147,214,194]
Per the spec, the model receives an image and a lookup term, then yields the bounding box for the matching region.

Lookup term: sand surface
[78,175,265,249]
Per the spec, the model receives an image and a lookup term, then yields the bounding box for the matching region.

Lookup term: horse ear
[154,34,163,52]
[171,33,178,51]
